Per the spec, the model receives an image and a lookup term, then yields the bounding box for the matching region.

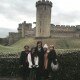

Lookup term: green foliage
[0,51,80,80]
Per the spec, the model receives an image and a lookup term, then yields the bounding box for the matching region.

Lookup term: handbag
[51,62,59,71]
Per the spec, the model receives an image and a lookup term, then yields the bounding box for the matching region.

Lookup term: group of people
[19,41,58,80]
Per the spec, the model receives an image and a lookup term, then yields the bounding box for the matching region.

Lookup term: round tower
[36,0,52,38]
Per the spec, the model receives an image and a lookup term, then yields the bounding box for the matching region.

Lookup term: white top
[28,53,33,68]
[28,53,39,68]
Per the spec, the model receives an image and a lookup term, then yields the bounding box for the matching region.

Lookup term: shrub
[0,51,80,80]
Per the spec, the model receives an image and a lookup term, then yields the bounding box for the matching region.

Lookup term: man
[35,41,45,80]
[19,45,30,80]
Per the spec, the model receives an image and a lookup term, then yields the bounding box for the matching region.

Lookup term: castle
[9,0,80,45]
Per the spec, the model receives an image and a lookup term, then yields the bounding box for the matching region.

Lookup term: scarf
[44,52,48,69]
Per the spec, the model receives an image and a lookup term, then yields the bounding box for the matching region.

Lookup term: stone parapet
[36,0,52,7]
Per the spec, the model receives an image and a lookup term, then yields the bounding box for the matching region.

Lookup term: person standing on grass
[19,45,30,80]
[35,41,45,80]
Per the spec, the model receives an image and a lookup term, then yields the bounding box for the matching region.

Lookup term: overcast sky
[0,0,80,37]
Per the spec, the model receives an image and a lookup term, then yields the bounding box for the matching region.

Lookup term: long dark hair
[31,47,37,57]
[37,41,42,47]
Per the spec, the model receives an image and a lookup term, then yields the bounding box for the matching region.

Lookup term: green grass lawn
[0,37,80,54]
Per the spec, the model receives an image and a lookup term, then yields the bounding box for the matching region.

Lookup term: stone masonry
[8,0,80,45]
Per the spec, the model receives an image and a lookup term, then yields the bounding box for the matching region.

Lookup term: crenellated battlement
[36,0,52,7]
[22,21,32,27]
[51,24,80,32]
[52,24,80,28]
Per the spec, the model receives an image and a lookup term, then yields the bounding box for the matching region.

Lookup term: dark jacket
[19,51,29,68]
[35,47,44,69]
[48,50,57,71]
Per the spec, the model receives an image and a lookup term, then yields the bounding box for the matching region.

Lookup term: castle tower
[36,0,52,38]
[21,21,32,38]
[18,23,22,38]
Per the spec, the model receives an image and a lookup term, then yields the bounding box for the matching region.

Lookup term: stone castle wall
[8,0,80,45]
[51,24,79,32]
[50,24,80,38]
[8,22,80,45]
[9,32,20,45]
[8,21,35,45]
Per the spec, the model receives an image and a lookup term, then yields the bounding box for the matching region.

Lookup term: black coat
[19,51,30,77]
[48,50,57,71]
[19,51,29,68]
[35,47,44,69]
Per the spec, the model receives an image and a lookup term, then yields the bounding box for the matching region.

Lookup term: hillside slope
[12,38,80,48]
[0,38,80,53]
[12,37,80,50]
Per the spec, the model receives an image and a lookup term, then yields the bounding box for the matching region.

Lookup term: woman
[43,44,49,80]
[48,45,58,79]
[19,45,30,80]
[28,47,39,80]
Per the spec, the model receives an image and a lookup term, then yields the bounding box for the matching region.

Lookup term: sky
[0,0,80,37]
